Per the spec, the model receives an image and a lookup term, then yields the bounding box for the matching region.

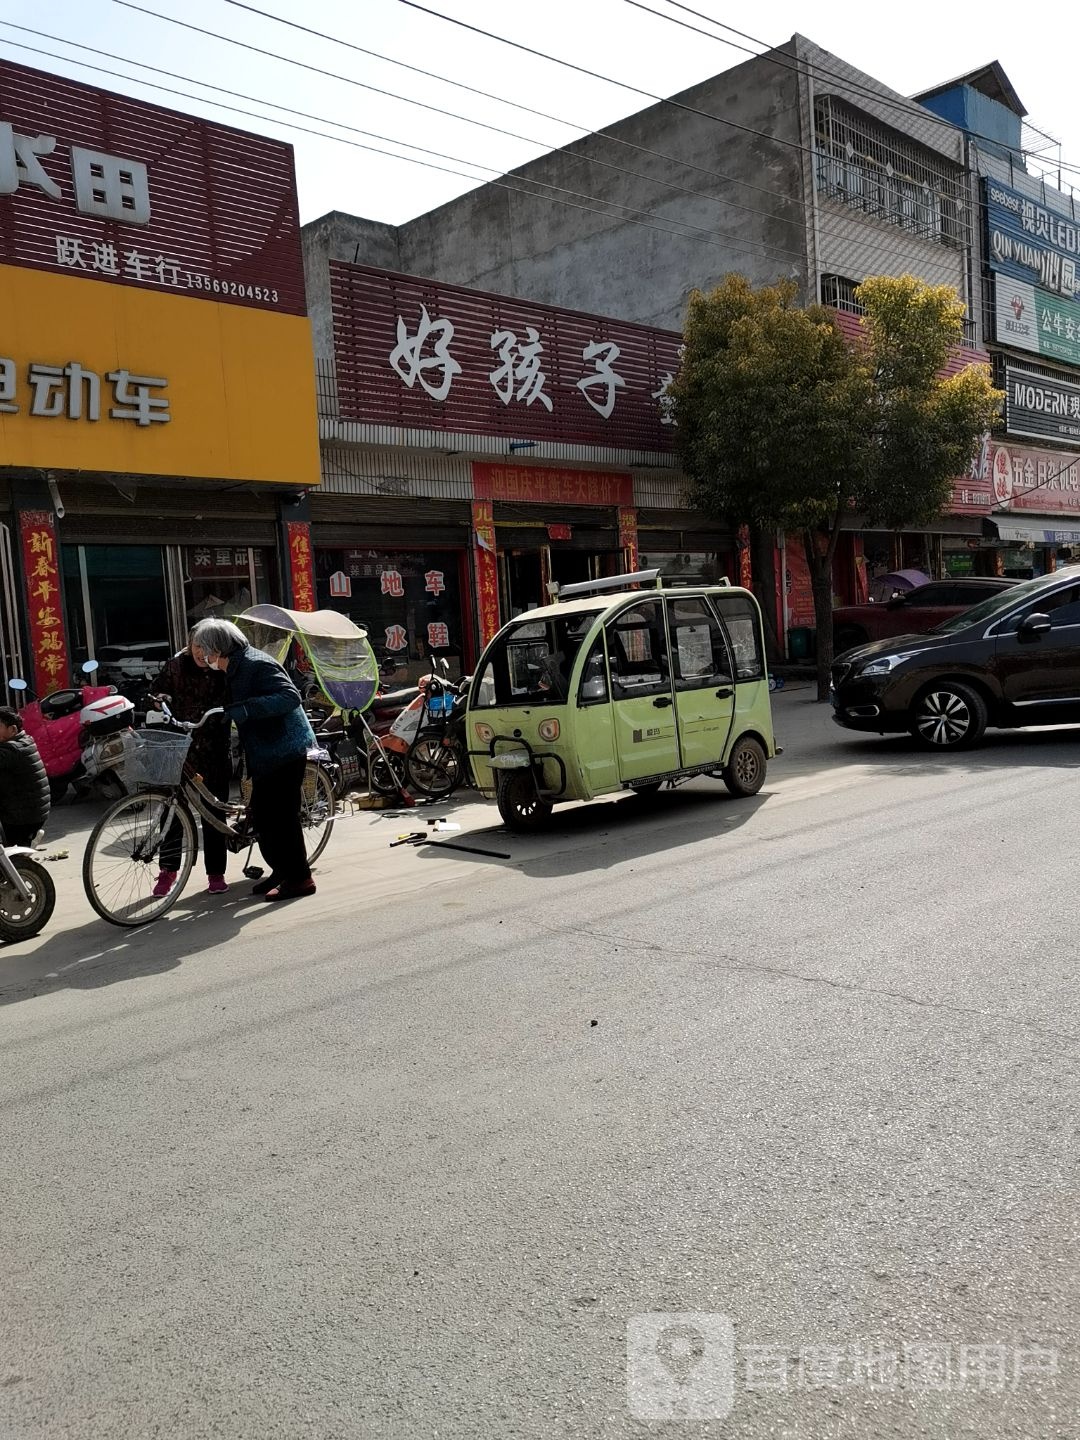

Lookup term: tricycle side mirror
[7,677,27,691]
[1018,611,1052,639]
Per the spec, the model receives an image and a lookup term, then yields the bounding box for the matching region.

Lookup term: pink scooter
[8,661,128,802]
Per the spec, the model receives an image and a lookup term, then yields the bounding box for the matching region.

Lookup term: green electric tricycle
[467,569,778,831]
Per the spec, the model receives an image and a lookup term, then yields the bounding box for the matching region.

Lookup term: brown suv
[833,578,1018,653]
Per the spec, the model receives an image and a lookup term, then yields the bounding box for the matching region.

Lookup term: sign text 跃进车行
[1005,364,1080,446]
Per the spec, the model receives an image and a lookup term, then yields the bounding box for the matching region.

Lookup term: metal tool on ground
[389,831,511,860]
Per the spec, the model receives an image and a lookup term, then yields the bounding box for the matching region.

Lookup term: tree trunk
[803,522,842,703]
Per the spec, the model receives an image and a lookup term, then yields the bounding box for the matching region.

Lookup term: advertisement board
[0,58,318,485]
[984,177,1080,301]
[994,275,1080,369]
[331,263,681,453]
[1004,364,1080,446]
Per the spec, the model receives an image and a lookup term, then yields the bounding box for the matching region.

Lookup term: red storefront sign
[287,522,315,611]
[19,510,69,695]
[473,463,633,508]
[617,507,639,573]
[331,263,681,452]
[959,440,1080,515]
[546,524,572,542]
[0,57,306,315]
[472,501,500,647]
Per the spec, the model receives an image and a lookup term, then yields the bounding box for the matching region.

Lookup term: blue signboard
[984,177,1080,302]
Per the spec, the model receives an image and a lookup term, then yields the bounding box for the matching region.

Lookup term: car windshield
[473,609,603,707]
[928,573,1065,635]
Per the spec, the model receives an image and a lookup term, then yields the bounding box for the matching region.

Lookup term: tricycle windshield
[473,609,603,707]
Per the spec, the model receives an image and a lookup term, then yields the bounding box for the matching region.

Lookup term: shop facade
[0,57,320,698]
[307,260,738,676]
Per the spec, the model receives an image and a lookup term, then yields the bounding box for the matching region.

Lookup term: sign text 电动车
[0,357,168,426]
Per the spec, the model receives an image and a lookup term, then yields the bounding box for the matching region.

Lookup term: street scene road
[2,687,1076,1438]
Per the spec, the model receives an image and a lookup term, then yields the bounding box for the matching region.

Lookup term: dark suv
[832,577,1017,651]
[831,566,1080,749]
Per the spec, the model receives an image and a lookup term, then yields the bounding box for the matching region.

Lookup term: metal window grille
[820,274,863,313]
[814,96,967,250]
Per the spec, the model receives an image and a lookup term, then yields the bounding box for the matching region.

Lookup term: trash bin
[787,627,815,659]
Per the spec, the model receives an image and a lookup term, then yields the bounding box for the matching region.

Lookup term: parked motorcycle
[0,826,56,943]
[9,661,133,802]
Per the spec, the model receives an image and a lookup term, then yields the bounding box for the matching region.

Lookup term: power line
[0,32,808,267]
[113,0,959,260]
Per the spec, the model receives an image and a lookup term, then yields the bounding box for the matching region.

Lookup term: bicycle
[82,703,336,927]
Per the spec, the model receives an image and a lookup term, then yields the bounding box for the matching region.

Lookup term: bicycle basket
[124,729,193,788]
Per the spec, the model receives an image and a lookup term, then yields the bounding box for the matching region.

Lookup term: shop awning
[984,518,1080,544]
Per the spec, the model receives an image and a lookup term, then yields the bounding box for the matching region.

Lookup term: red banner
[286,522,315,611]
[19,510,69,695]
[736,523,753,589]
[472,501,501,647]
[473,463,633,508]
[618,507,639,573]
[784,536,816,630]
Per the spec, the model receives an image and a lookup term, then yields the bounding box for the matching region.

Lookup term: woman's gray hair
[191,618,248,657]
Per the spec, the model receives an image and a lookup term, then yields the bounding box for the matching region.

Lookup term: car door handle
[653,696,673,708]
[715,687,734,699]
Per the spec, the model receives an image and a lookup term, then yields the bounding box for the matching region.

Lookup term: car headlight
[860,651,919,676]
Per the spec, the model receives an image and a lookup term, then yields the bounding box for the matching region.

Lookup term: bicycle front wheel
[83,790,197,927]
[301,763,336,866]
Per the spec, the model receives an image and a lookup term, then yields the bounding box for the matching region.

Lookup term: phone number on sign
[186,274,281,304]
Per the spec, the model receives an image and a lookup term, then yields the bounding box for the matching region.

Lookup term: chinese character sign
[473,463,633,508]
[331,263,682,453]
[19,510,70,695]
[618,507,639,574]
[472,501,501,647]
[287,522,315,612]
[0,57,306,313]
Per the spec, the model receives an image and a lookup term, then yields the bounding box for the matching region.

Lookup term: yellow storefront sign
[0,263,320,486]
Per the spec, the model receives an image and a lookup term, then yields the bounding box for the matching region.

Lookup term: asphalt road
[2,691,1078,1439]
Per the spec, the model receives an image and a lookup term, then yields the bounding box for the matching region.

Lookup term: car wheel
[722,736,767,797]
[911,682,987,750]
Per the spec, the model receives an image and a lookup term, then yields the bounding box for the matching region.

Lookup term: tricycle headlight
[860,651,918,677]
[475,722,495,743]
[538,718,560,741]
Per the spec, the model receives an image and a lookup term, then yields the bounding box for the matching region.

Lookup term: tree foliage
[669,273,1002,699]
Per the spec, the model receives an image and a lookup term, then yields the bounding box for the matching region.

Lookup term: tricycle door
[574,633,618,795]
[667,595,735,768]
[605,599,679,782]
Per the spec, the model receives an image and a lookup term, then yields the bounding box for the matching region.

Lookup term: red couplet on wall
[472,501,500,647]
[287,522,315,612]
[19,509,70,695]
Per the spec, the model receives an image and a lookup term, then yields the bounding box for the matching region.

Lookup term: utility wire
[0,32,808,268]
[114,0,959,258]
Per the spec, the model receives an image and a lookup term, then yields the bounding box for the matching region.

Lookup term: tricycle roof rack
[547,569,731,602]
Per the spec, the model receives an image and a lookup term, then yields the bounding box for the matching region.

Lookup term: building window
[814,96,965,249]
[820,274,863,314]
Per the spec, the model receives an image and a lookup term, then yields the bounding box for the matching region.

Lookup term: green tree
[669,274,1002,700]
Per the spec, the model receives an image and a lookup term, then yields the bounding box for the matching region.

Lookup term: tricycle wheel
[496,770,553,832]
[722,736,767,797]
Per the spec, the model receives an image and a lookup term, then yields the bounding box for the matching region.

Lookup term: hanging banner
[736,523,753,590]
[784,537,816,630]
[472,500,500,647]
[617,507,639,573]
[286,521,315,611]
[19,510,70,695]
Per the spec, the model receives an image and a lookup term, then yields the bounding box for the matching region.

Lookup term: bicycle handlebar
[151,696,225,732]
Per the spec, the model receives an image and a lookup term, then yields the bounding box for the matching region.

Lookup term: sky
[2,0,1079,228]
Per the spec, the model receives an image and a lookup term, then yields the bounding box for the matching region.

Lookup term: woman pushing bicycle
[190,618,319,903]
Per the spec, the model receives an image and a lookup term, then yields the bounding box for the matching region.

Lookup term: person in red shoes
[149,633,231,897]
[191,618,318,902]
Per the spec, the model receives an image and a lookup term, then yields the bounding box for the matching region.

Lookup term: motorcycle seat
[369,687,419,712]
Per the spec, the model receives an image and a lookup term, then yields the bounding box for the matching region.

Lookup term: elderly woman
[190,618,318,902]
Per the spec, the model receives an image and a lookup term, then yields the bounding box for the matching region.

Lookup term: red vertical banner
[472,501,500,647]
[287,522,315,611]
[617,506,639,573]
[853,535,869,603]
[736,523,753,590]
[19,511,70,697]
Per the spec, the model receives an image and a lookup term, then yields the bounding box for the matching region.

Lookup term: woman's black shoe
[250,875,279,895]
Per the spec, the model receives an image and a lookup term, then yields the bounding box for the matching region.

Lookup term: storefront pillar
[277,495,314,611]
[618,506,639,573]
[472,500,500,649]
